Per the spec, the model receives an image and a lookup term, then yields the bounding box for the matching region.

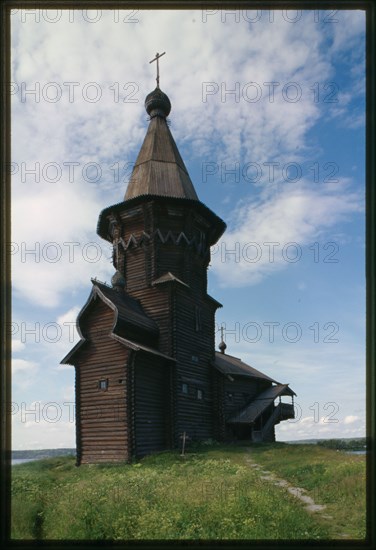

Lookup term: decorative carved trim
[119,229,208,255]
[138,231,151,246]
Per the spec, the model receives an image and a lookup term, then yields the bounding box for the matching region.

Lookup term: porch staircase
[252,402,294,442]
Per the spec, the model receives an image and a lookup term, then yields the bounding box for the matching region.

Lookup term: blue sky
[10,9,365,449]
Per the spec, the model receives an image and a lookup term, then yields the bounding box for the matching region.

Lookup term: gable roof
[91,280,159,337]
[152,271,190,288]
[110,334,176,362]
[61,332,175,366]
[60,279,164,366]
[213,352,278,383]
[227,384,296,424]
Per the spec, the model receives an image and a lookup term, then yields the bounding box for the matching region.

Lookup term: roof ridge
[91,277,112,288]
[152,271,190,288]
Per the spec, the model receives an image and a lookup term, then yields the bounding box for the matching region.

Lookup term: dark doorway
[134,355,170,457]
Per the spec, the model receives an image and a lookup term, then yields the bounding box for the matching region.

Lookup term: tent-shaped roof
[213,352,278,383]
[124,89,198,202]
[97,89,226,246]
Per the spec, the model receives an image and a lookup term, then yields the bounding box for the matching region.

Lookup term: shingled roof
[60,279,166,366]
[91,280,159,338]
[227,384,296,424]
[125,115,199,201]
[97,195,226,247]
[213,352,278,383]
[61,332,174,366]
[96,87,226,249]
[152,271,189,288]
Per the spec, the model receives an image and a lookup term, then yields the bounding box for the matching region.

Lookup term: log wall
[76,300,130,463]
[133,352,172,457]
[223,378,270,420]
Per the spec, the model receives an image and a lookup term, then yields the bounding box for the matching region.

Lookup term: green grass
[11,444,365,541]
[316,437,366,451]
[250,442,366,539]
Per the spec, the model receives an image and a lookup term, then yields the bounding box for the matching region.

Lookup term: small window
[191,355,199,363]
[118,379,125,385]
[197,389,203,400]
[182,383,189,394]
[98,379,108,390]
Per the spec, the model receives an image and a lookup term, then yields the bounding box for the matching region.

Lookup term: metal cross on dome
[149,51,166,88]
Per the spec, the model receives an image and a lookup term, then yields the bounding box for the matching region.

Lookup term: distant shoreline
[10,437,366,461]
[11,448,76,461]
[12,458,44,465]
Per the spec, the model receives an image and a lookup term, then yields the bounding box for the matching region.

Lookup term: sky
[10,8,366,449]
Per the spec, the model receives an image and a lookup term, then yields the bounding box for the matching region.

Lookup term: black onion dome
[111,270,126,290]
[219,340,227,354]
[145,87,171,118]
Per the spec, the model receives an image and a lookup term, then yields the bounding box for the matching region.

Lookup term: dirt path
[244,449,351,539]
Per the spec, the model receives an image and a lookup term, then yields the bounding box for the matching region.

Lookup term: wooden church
[62,58,296,464]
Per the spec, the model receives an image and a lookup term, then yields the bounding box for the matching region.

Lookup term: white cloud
[61,385,75,401]
[211,178,363,287]
[12,401,75,450]
[11,11,365,305]
[12,359,39,390]
[11,181,113,307]
[330,10,365,54]
[12,339,25,352]
[55,306,81,347]
[12,358,38,374]
[56,306,81,326]
[10,10,365,450]
[344,415,360,425]
[51,305,82,364]
[276,412,365,441]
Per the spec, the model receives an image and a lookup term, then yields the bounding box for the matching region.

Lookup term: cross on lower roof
[149,51,166,88]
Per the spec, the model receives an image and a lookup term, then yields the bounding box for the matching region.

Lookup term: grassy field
[11,443,366,541]
[250,443,366,539]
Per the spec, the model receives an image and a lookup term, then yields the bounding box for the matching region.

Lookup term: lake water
[345,450,366,455]
[12,458,41,465]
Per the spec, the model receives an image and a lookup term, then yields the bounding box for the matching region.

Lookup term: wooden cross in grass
[180,431,191,456]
